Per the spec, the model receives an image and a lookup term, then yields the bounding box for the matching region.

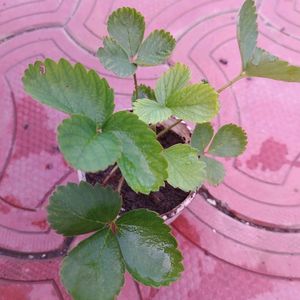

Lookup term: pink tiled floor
[1,0,300,299]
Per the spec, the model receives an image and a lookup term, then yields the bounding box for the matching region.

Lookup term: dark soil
[86,125,190,215]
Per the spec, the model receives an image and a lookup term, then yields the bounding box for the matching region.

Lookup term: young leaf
[133,99,172,124]
[107,7,145,57]
[135,30,176,66]
[191,122,214,154]
[97,37,137,77]
[155,63,190,104]
[200,156,225,186]
[131,84,156,103]
[58,115,121,172]
[116,209,183,287]
[104,111,168,194]
[162,144,206,192]
[22,59,114,125]
[208,124,247,157]
[61,229,125,300]
[237,0,258,68]
[48,182,121,236]
[166,83,219,123]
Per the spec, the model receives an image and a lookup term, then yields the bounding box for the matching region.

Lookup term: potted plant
[22,0,300,299]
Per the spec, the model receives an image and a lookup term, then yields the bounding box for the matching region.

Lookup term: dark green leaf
[104,111,168,194]
[191,122,214,154]
[208,124,247,157]
[131,84,156,103]
[201,156,225,186]
[107,7,145,57]
[22,58,114,125]
[48,182,121,236]
[136,30,176,66]
[162,144,206,192]
[58,115,121,172]
[97,37,137,77]
[116,209,183,287]
[61,229,125,300]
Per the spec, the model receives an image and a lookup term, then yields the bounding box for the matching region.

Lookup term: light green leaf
[166,83,219,123]
[191,122,214,154]
[61,229,125,300]
[136,30,176,66]
[155,63,190,104]
[200,156,225,186]
[116,209,183,287]
[237,0,258,68]
[131,84,156,103]
[23,58,114,125]
[104,111,168,194]
[48,182,121,236]
[208,124,247,157]
[58,115,121,172]
[162,144,206,192]
[133,99,172,124]
[107,7,145,57]
[97,37,137,77]
[245,48,300,82]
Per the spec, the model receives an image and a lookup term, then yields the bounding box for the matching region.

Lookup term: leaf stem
[102,165,118,185]
[117,176,125,193]
[133,73,138,99]
[157,119,183,138]
[217,72,245,94]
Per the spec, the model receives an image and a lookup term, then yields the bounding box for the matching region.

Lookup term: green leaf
[116,209,183,287]
[133,99,172,124]
[191,122,214,154]
[155,63,190,104]
[136,30,176,66]
[208,124,247,157]
[58,115,121,172]
[200,156,225,186]
[104,111,168,194]
[22,58,114,125]
[237,0,258,68]
[245,48,300,82]
[61,229,125,300]
[107,7,145,57]
[131,84,156,103]
[48,182,121,236]
[162,144,206,192]
[166,83,219,123]
[97,37,137,77]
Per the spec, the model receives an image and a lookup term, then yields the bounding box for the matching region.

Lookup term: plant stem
[156,119,183,138]
[117,176,125,193]
[133,73,138,99]
[217,72,245,94]
[102,165,118,185]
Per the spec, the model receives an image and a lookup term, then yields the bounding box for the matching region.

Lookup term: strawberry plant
[22,1,300,299]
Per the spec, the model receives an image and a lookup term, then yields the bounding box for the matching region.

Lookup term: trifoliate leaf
[23,59,114,125]
[131,84,156,103]
[191,122,214,154]
[116,209,183,287]
[208,124,247,157]
[135,30,176,66]
[107,7,145,57]
[48,182,121,236]
[58,115,121,172]
[200,156,225,186]
[162,144,206,192]
[61,229,125,300]
[155,63,190,104]
[104,111,168,194]
[133,99,172,124]
[237,0,258,68]
[97,37,137,77]
[166,83,219,123]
